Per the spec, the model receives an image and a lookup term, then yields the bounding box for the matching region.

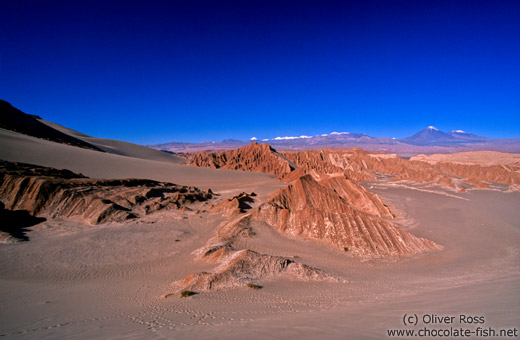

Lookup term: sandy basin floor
[0,186,519,339]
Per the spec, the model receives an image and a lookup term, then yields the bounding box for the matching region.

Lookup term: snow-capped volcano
[401,126,458,145]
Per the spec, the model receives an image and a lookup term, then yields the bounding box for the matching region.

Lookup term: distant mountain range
[1,100,518,156]
[149,126,520,156]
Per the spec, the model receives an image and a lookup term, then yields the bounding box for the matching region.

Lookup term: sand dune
[40,119,185,164]
[0,100,102,152]
[0,128,281,192]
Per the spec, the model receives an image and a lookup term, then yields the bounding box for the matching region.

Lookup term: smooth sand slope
[0,128,282,194]
[39,119,185,164]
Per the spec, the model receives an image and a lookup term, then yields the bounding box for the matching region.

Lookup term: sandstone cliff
[0,160,213,225]
[283,148,520,190]
[318,174,394,218]
[190,142,296,176]
[250,175,441,258]
[281,148,376,181]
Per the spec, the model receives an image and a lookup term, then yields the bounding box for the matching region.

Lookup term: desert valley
[0,100,518,339]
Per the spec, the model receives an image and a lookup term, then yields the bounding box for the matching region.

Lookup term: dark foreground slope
[0,100,103,151]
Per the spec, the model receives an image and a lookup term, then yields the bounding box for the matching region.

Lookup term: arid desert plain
[0,109,519,339]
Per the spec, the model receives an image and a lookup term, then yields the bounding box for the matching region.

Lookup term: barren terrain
[0,125,519,339]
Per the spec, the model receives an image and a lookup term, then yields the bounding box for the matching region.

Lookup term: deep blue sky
[1,0,519,144]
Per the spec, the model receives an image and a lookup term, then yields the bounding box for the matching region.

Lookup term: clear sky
[1,0,519,144]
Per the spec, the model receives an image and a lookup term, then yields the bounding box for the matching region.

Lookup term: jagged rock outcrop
[0,160,213,225]
[210,192,255,217]
[318,175,394,218]
[176,248,337,292]
[281,149,376,181]
[283,148,437,184]
[428,162,520,185]
[250,175,441,258]
[283,148,520,190]
[216,214,255,240]
[190,142,296,176]
[280,170,394,218]
[410,151,520,166]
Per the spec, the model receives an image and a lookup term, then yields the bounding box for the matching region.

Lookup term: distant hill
[400,126,459,145]
[400,126,491,145]
[446,130,489,142]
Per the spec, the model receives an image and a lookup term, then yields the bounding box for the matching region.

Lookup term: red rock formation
[190,142,296,176]
[318,175,393,218]
[0,160,213,225]
[250,175,441,258]
[192,242,236,263]
[210,192,255,217]
[464,177,491,189]
[281,170,394,217]
[281,149,376,181]
[216,214,255,240]
[283,148,520,190]
[430,162,520,185]
[176,249,337,292]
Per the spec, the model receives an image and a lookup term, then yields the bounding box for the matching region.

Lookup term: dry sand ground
[0,128,519,339]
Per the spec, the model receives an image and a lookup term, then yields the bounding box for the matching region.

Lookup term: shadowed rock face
[177,248,338,292]
[0,161,213,225]
[0,202,46,243]
[190,142,296,176]
[251,175,441,258]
